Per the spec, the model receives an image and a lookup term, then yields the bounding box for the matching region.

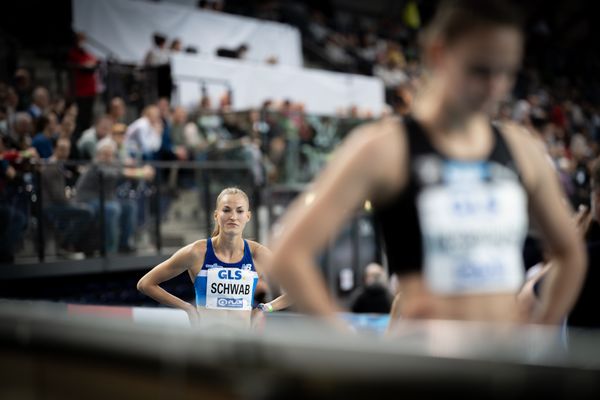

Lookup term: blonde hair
[211,187,250,237]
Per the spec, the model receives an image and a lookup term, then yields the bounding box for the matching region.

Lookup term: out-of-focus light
[305,192,315,206]
[364,200,372,212]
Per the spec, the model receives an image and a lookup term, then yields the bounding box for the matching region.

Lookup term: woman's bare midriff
[395,272,521,322]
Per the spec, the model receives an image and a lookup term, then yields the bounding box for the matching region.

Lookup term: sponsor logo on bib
[217,297,244,308]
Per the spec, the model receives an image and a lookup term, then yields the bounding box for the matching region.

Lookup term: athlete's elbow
[137,277,150,294]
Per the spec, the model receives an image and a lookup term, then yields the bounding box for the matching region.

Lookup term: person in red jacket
[68,31,99,142]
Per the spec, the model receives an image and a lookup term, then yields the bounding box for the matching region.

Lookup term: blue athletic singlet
[194,239,258,310]
[373,115,529,295]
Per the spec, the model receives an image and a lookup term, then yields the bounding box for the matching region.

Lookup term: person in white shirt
[124,105,163,160]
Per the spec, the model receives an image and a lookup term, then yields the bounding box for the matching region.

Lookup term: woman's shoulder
[348,116,404,146]
[351,116,409,197]
[187,239,210,256]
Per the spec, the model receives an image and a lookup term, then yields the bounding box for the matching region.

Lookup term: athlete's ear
[247,211,252,221]
[424,36,446,71]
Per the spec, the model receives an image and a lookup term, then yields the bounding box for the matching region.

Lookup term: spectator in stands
[28,86,50,120]
[144,33,172,99]
[567,100,586,134]
[68,32,99,140]
[13,68,33,112]
[154,98,188,195]
[567,158,600,328]
[373,56,409,90]
[125,105,163,160]
[324,34,354,69]
[0,137,27,263]
[77,115,113,160]
[350,263,393,314]
[63,101,79,124]
[145,33,170,67]
[248,108,271,153]
[41,138,94,255]
[0,105,8,138]
[50,96,66,120]
[307,10,331,44]
[265,135,286,184]
[374,43,409,106]
[585,160,600,244]
[108,97,127,124]
[355,32,380,71]
[590,106,600,145]
[170,38,183,54]
[111,123,131,163]
[171,106,207,160]
[10,112,34,151]
[156,98,174,153]
[75,138,154,253]
[570,133,593,208]
[31,112,58,159]
[59,117,76,142]
[513,93,537,128]
[1,85,19,131]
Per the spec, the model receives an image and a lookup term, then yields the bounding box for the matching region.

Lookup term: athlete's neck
[212,234,244,259]
[413,83,483,134]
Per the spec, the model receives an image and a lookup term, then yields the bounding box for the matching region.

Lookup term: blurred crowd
[0,68,364,261]
[2,0,600,273]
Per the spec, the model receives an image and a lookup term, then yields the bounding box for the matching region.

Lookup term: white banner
[172,54,386,116]
[72,0,303,66]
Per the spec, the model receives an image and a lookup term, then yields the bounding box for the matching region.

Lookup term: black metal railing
[2,159,381,297]
[3,159,255,262]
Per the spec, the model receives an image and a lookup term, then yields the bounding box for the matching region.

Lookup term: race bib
[417,176,528,295]
[204,267,257,310]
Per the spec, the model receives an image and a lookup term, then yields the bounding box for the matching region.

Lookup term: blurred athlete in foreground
[270,0,586,326]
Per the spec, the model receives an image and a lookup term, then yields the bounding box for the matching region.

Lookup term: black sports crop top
[373,115,528,294]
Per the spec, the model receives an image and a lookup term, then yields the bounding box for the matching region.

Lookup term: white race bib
[417,180,528,294]
[205,268,257,310]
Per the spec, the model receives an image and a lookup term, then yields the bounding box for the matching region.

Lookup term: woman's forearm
[535,245,587,324]
[267,293,292,312]
[137,280,195,312]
